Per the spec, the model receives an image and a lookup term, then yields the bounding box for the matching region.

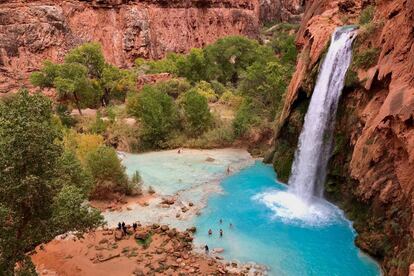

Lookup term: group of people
[205,219,233,254]
[117,221,138,236]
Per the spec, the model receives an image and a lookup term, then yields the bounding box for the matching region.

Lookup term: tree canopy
[0,91,103,274]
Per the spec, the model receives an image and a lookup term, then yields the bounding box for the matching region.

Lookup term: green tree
[100,64,135,106]
[56,151,93,196]
[0,91,103,274]
[85,146,130,199]
[64,42,105,78]
[176,48,208,83]
[29,60,60,88]
[239,61,290,119]
[182,89,212,136]
[53,62,97,115]
[203,36,275,84]
[233,98,258,136]
[127,85,178,148]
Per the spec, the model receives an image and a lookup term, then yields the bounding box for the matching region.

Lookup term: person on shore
[117,222,122,230]
[220,229,223,237]
[226,166,230,175]
[133,223,137,232]
[205,244,209,254]
[178,149,181,154]
[208,229,212,236]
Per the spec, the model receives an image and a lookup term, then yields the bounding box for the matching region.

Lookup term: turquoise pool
[193,162,380,276]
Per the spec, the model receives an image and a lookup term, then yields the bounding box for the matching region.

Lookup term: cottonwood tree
[0,91,103,275]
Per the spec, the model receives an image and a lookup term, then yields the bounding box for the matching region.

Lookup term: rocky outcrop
[259,0,305,24]
[0,0,262,92]
[271,0,414,274]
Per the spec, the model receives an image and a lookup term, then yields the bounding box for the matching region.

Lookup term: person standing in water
[208,229,212,236]
[205,244,209,254]
[220,229,223,237]
[219,219,223,224]
[226,166,230,175]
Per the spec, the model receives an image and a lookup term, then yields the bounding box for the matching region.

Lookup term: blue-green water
[193,162,380,276]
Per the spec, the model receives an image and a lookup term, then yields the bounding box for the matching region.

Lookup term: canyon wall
[0,0,263,92]
[271,0,414,274]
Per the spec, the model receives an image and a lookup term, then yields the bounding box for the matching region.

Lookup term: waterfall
[288,27,357,202]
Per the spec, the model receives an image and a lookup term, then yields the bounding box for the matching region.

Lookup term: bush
[182,89,212,136]
[353,48,380,69]
[127,85,179,148]
[85,146,130,199]
[153,78,191,99]
[359,5,375,25]
[219,90,243,107]
[233,99,258,137]
[88,111,108,134]
[63,130,104,164]
[193,81,218,102]
[344,69,359,88]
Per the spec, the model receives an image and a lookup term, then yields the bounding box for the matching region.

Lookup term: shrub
[182,89,212,136]
[344,69,359,88]
[233,99,258,137]
[359,5,375,25]
[219,90,243,107]
[153,78,191,99]
[193,81,218,102]
[85,146,130,199]
[88,111,108,134]
[353,48,380,69]
[63,130,104,164]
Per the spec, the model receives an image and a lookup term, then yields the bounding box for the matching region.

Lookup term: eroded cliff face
[0,0,263,92]
[272,0,414,274]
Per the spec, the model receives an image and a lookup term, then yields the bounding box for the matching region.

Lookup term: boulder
[135,230,149,240]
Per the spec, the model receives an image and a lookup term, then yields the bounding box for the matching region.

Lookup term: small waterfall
[288,27,357,202]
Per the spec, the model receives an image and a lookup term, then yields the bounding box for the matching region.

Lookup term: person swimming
[208,229,212,236]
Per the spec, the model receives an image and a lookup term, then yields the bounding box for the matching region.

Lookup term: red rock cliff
[0,0,263,92]
[272,0,414,274]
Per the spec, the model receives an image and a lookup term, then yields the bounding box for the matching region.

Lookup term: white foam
[253,190,341,227]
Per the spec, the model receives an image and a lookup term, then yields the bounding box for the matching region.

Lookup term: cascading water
[255,27,357,225]
[288,26,357,202]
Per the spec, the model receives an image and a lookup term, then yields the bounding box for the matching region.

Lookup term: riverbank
[32,225,254,276]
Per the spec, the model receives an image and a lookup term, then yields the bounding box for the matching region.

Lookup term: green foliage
[359,5,375,25]
[176,48,208,83]
[192,81,218,102]
[272,141,294,182]
[51,185,103,234]
[101,64,135,105]
[31,42,135,111]
[127,85,178,148]
[182,89,212,136]
[353,48,380,69]
[85,146,130,199]
[56,104,77,127]
[239,61,290,119]
[233,99,258,136]
[219,90,243,107]
[56,151,93,196]
[152,78,191,99]
[203,36,276,84]
[135,53,184,75]
[0,91,103,274]
[270,32,298,65]
[29,60,60,88]
[88,112,108,135]
[64,42,105,78]
[344,68,359,89]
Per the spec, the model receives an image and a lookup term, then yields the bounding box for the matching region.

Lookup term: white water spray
[288,27,357,202]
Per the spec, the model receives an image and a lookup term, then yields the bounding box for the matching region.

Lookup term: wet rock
[161,197,176,205]
[213,247,224,253]
[189,202,194,207]
[167,229,177,238]
[152,223,160,229]
[186,226,197,233]
[161,225,169,232]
